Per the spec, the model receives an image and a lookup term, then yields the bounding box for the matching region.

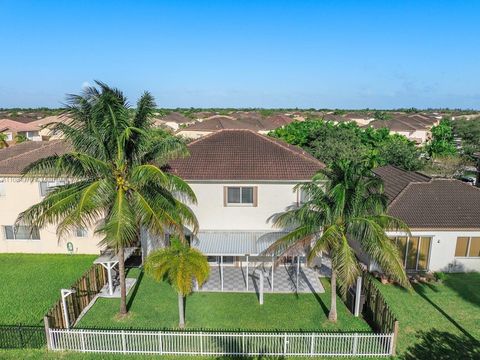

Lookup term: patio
[198,263,324,293]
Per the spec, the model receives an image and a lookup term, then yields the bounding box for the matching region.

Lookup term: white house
[373,165,480,272]
[142,130,325,270]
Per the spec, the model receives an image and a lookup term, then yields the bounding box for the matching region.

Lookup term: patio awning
[93,247,137,264]
[191,231,289,256]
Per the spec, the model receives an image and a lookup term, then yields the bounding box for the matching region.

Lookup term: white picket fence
[49,328,395,357]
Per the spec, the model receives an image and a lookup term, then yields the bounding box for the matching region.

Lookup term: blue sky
[0,0,479,109]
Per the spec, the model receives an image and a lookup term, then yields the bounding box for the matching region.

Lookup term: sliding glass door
[392,236,432,271]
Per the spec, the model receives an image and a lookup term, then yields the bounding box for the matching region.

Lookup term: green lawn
[78,268,370,332]
[0,254,96,325]
[377,272,480,359]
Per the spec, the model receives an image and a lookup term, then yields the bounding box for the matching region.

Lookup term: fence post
[200,331,204,355]
[80,329,86,352]
[283,333,288,355]
[122,330,127,354]
[43,316,52,350]
[391,321,399,356]
[310,333,315,356]
[352,333,358,355]
[158,332,163,354]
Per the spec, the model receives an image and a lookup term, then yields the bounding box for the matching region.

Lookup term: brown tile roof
[374,165,480,229]
[180,116,264,132]
[167,129,324,180]
[160,112,192,124]
[0,119,40,132]
[373,165,430,203]
[0,140,69,175]
[388,179,480,229]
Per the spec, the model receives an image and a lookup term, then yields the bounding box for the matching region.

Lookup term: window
[455,237,480,257]
[225,186,256,206]
[4,132,13,141]
[391,236,432,271]
[0,181,5,197]
[3,225,40,240]
[75,227,88,238]
[39,180,65,196]
[299,188,309,204]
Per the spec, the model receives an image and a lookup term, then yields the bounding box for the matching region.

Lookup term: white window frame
[4,132,13,141]
[454,236,480,258]
[3,225,41,241]
[39,180,66,197]
[391,235,433,271]
[75,227,88,238]
[225,186,255,207]
[0,181,5,197]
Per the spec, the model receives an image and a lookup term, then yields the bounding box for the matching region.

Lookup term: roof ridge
[185,129,324,168]
[254,131,325,167]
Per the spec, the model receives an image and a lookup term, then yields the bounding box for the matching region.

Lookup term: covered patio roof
[191,230,290,256]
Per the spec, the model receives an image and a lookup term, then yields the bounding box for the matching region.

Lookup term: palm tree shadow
[443,272,480,309]
[413,282,476,341]
[126,270,144,311]
[401,329,480,360]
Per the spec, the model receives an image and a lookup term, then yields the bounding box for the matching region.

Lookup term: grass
[377,272,480,359]
[0,254,96,325]
[78,268,370,332]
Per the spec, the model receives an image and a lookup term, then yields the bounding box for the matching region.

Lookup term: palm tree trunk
[328,269,338,322]
[118,246,127,315]
[178,294,185,329]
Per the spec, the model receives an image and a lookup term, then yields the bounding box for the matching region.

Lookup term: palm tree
[145,238,210,328]
[17,81,198,316]
[0,133,8,149]
[268,160,410,322]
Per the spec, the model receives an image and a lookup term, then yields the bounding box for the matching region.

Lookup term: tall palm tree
[145,238,210,328]
[17,81,198,316]
[268,160,410,322]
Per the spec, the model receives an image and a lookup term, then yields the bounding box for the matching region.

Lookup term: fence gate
[49,328,395,357]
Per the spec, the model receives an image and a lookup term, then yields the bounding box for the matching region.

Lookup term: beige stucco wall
[0,178,102,254]
[187,181,301,231]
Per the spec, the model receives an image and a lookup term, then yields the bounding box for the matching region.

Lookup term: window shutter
[253,186,258,207]
[223,186,227,207]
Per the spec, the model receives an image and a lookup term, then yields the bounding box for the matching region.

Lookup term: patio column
[220,255,224,292]
[60,289,76,329]
[100,261,117,296]
[354,276,362,317]
[246,255,249,291]
[271,255,274,291]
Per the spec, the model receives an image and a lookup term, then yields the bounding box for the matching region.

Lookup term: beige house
[0,119,41,144]
[0,141,101,254]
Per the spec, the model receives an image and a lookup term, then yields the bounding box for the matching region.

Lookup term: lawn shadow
[306,277,329,317]
[413,282,476,342]
[126,270,144,311]
[401,329,480,360]
[443,272,480,309]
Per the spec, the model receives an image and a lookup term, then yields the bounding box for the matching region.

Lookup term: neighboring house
[0,141,102,254]
[367,114,439,144]
[0,119,41,144]
[28,115,70,140]
[154,112,195,131]
[372,165,480,273]
[176,114,294,139]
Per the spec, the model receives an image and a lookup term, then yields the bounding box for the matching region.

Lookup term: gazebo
[93,247,137,296]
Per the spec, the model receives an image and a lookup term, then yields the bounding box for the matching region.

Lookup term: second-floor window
[39,180,66,197]
[224,186,257,206]
[75,227,88,238]
[3,225,40,240]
